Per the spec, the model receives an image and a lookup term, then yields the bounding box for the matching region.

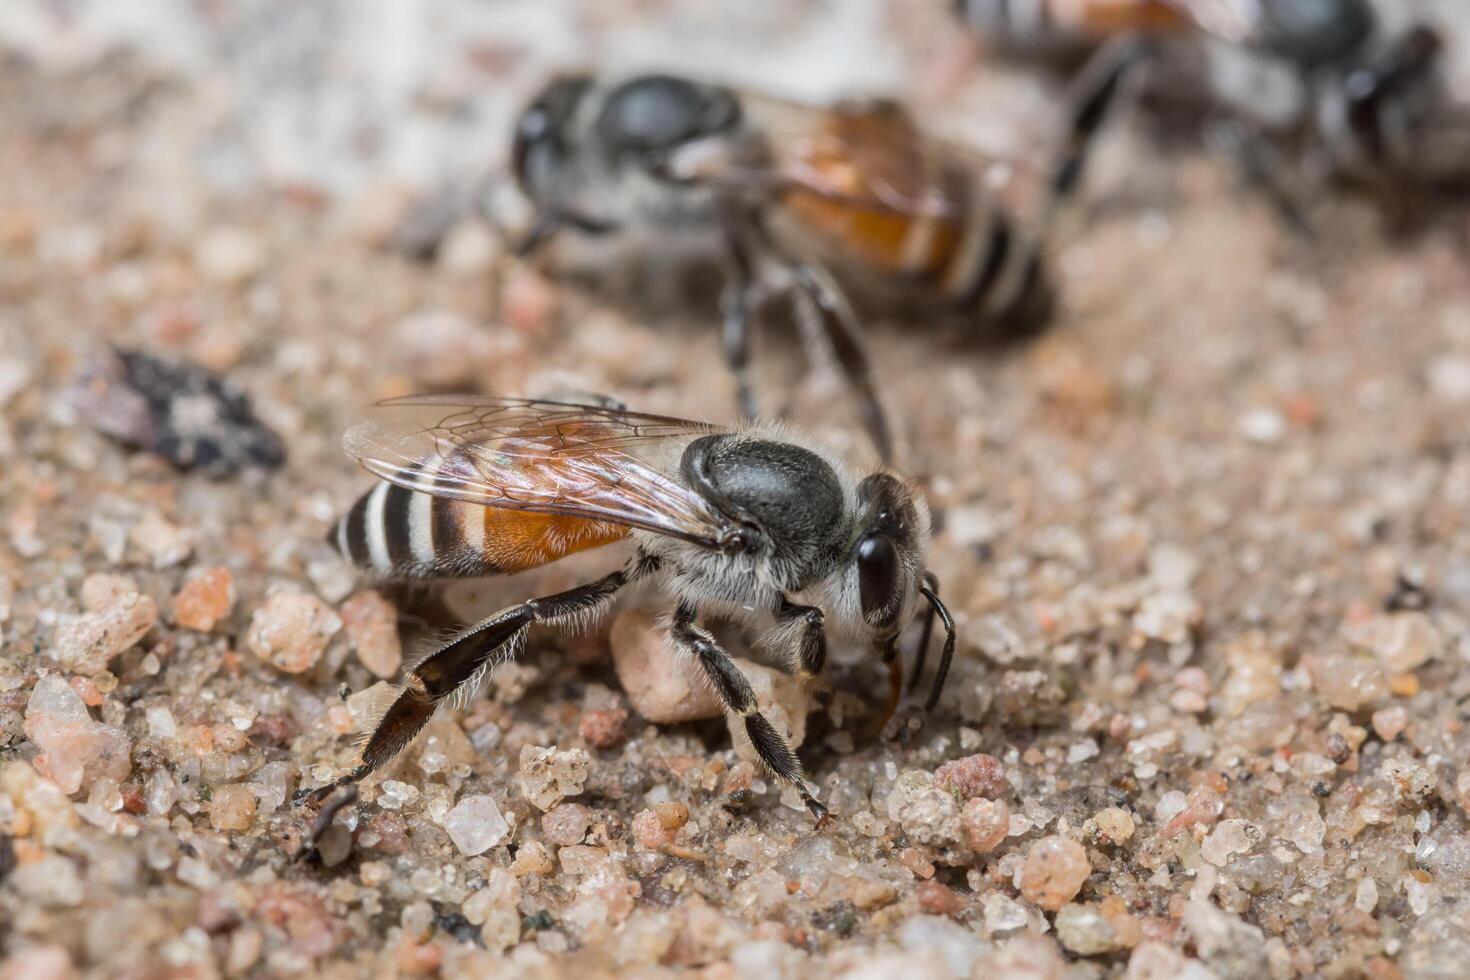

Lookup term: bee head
[512,75,595,203]
[595,74,742,169]
[851,473,927,636]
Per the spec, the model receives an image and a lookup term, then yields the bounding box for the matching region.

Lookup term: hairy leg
[671,601,829,823]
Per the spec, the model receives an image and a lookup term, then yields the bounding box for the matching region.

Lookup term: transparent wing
[344,395,733,548]
[1162,0,1257,43]
[662,93,1028,218]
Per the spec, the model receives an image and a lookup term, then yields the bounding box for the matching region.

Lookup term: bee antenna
[908,571,941,693]
[918,579,956,713]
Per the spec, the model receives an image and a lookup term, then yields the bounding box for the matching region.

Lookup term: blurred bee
[309,395,957,823]
[955,0,1374,66]
[958,0,1468,222]
[510,66,1135,459]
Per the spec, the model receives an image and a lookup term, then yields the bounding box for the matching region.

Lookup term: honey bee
[510,68,1134,459]
[955,0,1375,66]
[310,395,957,823]
[954,0,1193,59]
[959,0,1468,217]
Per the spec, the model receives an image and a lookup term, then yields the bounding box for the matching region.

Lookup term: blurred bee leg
[672,601,830,824]
[1206,119,1316,239]
[1345,25,1442,119]
[515,208,618,257]
[1043,32,1153,223]
[786,261,895,462]
[515,211,564,257]
[719,213,762,422]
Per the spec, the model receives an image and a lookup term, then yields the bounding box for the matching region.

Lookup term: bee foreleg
[774,596,827,688]
[787,262,894,462]
[672,601,829,824]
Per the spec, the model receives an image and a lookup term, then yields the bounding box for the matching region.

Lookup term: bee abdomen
[329,481,492,579]
[942,198,1053,338]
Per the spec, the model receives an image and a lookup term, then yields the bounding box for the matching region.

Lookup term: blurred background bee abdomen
[761,99,1054,334]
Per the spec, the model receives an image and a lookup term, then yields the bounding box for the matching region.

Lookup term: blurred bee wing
[1163,0,1258,43]
[663,92,1027,219]
[344,395,733,548]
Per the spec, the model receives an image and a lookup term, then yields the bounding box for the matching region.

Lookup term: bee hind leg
[672,601,829,825]
[297,554,656,804]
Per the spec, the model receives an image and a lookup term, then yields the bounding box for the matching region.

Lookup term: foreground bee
[959,0,1467,216]
[511,68,1133,458]
[313,396,956,822]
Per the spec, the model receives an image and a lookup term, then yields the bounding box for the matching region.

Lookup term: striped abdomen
[782,164,1052,335]
[330,480,629,579]
[956,0,1187,52]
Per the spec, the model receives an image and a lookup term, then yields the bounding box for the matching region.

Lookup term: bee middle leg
[720,215,761,422]
[296,553,656,805]
[671,601,829,824]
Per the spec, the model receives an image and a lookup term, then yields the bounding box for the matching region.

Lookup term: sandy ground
[5,2,1470,978]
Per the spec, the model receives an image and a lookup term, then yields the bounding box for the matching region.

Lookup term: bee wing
[664,93,1024,219]
[1160,0,1256,43]
[344,395,734,549]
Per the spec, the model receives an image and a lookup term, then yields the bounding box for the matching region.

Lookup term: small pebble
[172,566,235,632]
[579,707,628,748]
[1019,836,1091,911]
[916,879,964,917]
[935,753,1008,800]
[1239,408,1285,444]
[509,841,555,877]
[24,675,131,795]
[391,311,493,389]
[80,573,138,612]
[246,592,341,674]
[129,511,193,569]
[1055,902,1121,956]
[1088,807,1135,846]
[517,745,591,812]
[338,590,402,680]
[886,770,963,849]
[196,226,265,284]
[209,784,257,831]
[610,610,722,723]
[1347,612,1441,673]
[655,801,689,831]
[1308,654,1387,711]
[1372,706,1409,742]
[438,220,501,279]
[961,797,1009,854]
[632,808,674,850]
[461,868,521,952]
[443,795,511,856]
[52,591,159,677]
[541,803,593,846]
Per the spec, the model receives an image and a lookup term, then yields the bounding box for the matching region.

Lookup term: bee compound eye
[857,533,900,625]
